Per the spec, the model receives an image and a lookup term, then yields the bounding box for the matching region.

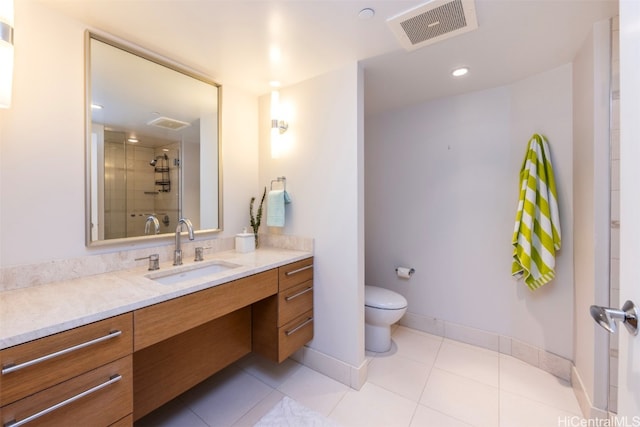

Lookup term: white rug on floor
[254,396,340,427]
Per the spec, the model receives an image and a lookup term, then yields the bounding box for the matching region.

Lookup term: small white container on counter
[235,228,255,253]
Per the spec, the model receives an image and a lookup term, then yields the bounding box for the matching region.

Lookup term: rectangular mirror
[85,32,222,246]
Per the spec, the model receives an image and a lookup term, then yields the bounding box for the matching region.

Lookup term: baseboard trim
[400,312,572,381]
[571,366,609,419]
[291,345,368,390]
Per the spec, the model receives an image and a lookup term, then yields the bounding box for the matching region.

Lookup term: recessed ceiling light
[358,8,375,20]
[452,67,469,77]
[91,103,103,109]
[127,137,139,143]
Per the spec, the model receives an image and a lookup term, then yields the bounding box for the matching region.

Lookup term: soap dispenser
[235,227,255,253]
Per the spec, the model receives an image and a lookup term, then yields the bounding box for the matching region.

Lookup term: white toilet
[364,285,408,352]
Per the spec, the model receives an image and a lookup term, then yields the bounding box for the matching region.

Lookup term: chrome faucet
[144,215,160,235]
[174,218,194,266]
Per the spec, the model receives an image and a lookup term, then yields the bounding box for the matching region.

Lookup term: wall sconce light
[271,90,288,158]
[0,0,14,109]
[271,90,288,134]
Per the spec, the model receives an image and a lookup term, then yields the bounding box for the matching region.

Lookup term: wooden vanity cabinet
[252,257,314,363]
[0,313,133,426]
[133,269,278,351]
[132,269,278,420]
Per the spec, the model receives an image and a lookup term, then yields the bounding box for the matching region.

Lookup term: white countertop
[0,248,312,350]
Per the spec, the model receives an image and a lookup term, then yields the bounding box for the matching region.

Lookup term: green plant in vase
[250,187,266,248]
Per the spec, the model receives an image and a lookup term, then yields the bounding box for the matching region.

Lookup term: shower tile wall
[104,141,181,239]
[154,144,181,234]
[126,145,156,237]
[104,139,127,239]
[609,15,620,414]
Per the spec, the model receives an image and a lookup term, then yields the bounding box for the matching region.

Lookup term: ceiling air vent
[387,0,478,51]
[147,116,191,131]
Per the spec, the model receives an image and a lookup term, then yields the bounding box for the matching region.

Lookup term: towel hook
[270,176,286,191]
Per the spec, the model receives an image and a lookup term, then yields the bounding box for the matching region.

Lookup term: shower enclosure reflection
[100,130,184,239]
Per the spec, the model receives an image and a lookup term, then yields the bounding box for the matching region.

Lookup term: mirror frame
[84,31,223,247]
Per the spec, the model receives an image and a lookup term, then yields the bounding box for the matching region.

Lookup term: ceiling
[38,0,618,117]
[90,35,218,146]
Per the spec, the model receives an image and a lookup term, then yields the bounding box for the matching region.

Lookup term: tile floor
[135,326,584,427]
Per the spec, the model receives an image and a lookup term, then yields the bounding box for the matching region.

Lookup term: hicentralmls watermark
[558,416,640,427]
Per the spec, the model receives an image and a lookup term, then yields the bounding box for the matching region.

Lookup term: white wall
[572,19,611,412]
[365,64,575,359]
[0,0,258,266]
[0,0,85,264]
[258,64,365,369]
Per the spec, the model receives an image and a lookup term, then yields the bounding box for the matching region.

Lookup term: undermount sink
[148,261,241,285]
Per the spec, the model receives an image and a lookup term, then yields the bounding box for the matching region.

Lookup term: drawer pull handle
[285,264,313,276]
[285,317,313,336]
[1,330,122,375]
[285,286,313,301]
[4,374,122,427]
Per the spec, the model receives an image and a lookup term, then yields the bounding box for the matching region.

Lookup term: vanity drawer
[0,313,133,406]
[277,310,314,363]
[0,355,132,427]
[278,280,313,327]
[279,257,314,291]
[252,305,314,364]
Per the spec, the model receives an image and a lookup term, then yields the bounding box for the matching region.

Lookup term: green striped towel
[512,134,562,290]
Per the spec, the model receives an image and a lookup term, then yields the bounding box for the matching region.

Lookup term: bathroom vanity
[0,250,313,426]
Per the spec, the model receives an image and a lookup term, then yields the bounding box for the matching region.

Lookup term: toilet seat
[365,286,407,310]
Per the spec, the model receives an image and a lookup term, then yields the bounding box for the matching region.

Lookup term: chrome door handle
[590,300,638,335]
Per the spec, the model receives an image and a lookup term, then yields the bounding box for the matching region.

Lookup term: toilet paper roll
[396,267,415,279]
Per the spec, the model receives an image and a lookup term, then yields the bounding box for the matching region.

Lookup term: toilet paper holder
[395,267,415,279]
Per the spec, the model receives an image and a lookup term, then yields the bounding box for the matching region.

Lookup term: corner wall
[365,64,575,359]
[572,18,611,415]
[258,64,365,382]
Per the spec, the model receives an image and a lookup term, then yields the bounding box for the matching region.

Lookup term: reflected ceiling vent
[146,116,191,131]
[387,0,478,51]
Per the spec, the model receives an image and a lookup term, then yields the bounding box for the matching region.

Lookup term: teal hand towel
[267,190,286,227]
